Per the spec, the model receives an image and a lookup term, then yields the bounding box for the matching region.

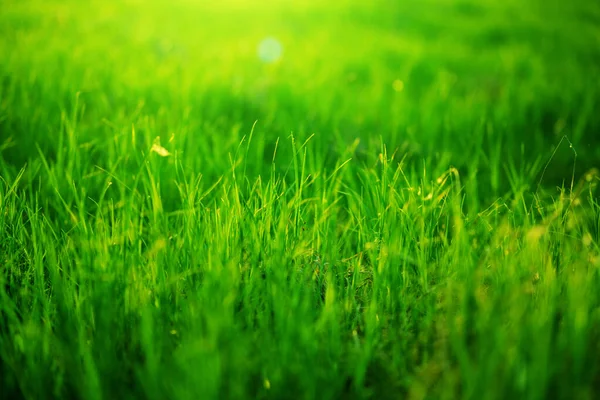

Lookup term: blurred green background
[1,0,599,196]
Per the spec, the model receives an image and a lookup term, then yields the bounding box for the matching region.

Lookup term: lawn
[1,0,600,399]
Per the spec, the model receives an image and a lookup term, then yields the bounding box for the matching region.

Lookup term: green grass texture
[1,0,599,399]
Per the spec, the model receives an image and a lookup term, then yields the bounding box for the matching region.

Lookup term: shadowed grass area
[1,0,599,399]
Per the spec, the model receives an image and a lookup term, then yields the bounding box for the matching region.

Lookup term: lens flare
[258,37,283,63]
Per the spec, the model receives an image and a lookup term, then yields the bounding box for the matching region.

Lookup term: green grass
[1,0,600,398]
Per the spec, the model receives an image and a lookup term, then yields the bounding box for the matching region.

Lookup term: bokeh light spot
[258,37,283,63]
[392,79,405,92]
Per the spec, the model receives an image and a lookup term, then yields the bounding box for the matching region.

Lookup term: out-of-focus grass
[0,0,599,399]
[2,0,599,188]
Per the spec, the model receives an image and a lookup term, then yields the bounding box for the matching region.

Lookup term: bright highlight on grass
[392,79,404,92]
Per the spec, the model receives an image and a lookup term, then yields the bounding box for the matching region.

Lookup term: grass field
[1,0,600,398]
